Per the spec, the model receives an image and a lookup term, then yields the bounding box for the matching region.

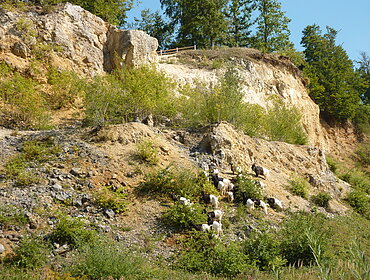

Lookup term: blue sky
[126,0,370,62]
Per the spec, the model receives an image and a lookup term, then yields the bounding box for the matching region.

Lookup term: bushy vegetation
[235,174,264,202]
[346,191,370,217]
[0,205,29,229]
[135,139,159,165]
[138,165,216,199]
[326,156,338,173]
[311,192,332,208]
[162,204,206,231]
[94,185,128,214]
[50,215,97,247]
[288,175,309,199]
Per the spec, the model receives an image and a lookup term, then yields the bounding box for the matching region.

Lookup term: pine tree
[253,0,293,52]
[226,0,255,47]
[134,9,174,49]
[301,25,365,121]
[356,52,370,104]
[160,0,228,48]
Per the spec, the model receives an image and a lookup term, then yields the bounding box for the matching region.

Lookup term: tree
[134,9,174,49]
[226,0,255,47]
[301,25,365,121]
[253,0,293,52]
[356,52,370,104]
[160,0,228,48]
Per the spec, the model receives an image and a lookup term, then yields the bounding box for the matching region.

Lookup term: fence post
[194,45,196,50]
[160,50,162,56]
[176,47,179,53]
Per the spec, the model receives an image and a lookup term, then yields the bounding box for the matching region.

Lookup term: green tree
[160,0,228,48]
[134,9,174,49]
[301,25,365,121]
[356,52,370,104]
[253,0,293,52]
[226,0,255,47]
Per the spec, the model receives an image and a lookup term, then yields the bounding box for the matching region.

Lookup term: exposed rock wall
[158,53,325,148]
[0,3,158,76]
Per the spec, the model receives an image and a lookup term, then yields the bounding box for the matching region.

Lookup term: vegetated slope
[0,122,351,258]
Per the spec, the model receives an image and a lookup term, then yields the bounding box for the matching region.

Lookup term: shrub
[50,215,96,247]
[288,176,309,199]
[279,213,329,266]
[311,192,332,208]
[67,238,149,279]
[355,142,370,166]
[243,230,286,271]
[0,205,29,229]
[135,139,159,165]
[346,191,370,217]
[340,170,370,195]
[139,165,213,199]
[326,156,338,173]
[46,67,86,109]
[161,204,206,231]
[13,235,50,269]
[84,66,176,126]
[175,231,249,277]
[235,174,263,202]
[94,185,127,213]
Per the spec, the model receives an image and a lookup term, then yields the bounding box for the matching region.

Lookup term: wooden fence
[157,45,197,56]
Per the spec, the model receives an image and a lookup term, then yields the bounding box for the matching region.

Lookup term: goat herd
[172,162,283,237]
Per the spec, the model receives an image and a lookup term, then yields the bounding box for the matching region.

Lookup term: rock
[0,243,5,254]
[103,209,115,219]
[70,168,82,177]
[11,41,29,58]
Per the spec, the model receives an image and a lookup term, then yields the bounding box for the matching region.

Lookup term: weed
[135,139,159,165]
[235,174,264,202]
[50,215,97,247]
[326,156,338,174]
[346,191,370,217]
[288,175,309,199]
[0,205,29,229]
[161,203,206,231]
[312,192,332,208]
[94,185,127,214]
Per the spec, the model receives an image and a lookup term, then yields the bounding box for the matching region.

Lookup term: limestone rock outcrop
[0,3,158,76]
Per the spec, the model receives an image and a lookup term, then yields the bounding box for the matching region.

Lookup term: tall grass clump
[312,192,332,208]
[287,175,309,199]
[135,139,159,165]
[84,66,177,126]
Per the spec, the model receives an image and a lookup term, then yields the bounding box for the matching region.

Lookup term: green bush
[0,205,29,229]
[235,174,264,202]
[161,204,206,231]
[288,176,309,199]
[326,156,338,173]
[340,170,370,195]
[135,139,159,165]
[346,191,370,217]
[243,230,286,271]
[84,66,176,126]
[175,231,249,277]
[46,67,86,109]
[139,165,214,199]
[279,213,329,266]
[311,192,332,208]
[67,238,149,279]
[13,235,50,268]
[355,142,370,166]
[94,185,127,213]
[50,215,97,247]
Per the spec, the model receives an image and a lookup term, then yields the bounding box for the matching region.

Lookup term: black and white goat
[267,197,283,211]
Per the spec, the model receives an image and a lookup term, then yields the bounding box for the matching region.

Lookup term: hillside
[0,3,369,280]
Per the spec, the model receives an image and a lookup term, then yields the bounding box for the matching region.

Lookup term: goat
[191,222,212,232]
[246,198,255,211]
[207,210,223,222]
[251,163,270,180]
[230,163,242,175]
[254,199,268,215]
[201,191,219,208]
[217,181,226,196]
[179,197,192,206]
[241,192,248,205]
[226,191,234,202]
[211,221,223,236]
[267,197,283,211]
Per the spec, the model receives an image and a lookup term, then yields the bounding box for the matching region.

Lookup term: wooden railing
[157,45,197,56]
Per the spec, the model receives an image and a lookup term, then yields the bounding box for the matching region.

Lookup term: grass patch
[94,185,128,214]
[135,139,159,165]
[0,205,29,229]
[311,192,332,208]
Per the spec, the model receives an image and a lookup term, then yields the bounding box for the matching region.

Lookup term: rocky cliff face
[0,3,158,76]
[158,50,327,148]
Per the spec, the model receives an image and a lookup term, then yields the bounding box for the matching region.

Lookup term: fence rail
[157,45,197,56]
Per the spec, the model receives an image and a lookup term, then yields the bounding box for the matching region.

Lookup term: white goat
[179,197,191,206]
[267,197,283,211]
[246,198,255,211]
[209,195,219,208]
[217,181,226,196]
[211,221,223,236]
[201,224,211,232]
[226,191,234,203]
[208,210,223,222]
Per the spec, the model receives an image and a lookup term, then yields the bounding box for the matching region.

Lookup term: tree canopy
[301,25,365,121]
